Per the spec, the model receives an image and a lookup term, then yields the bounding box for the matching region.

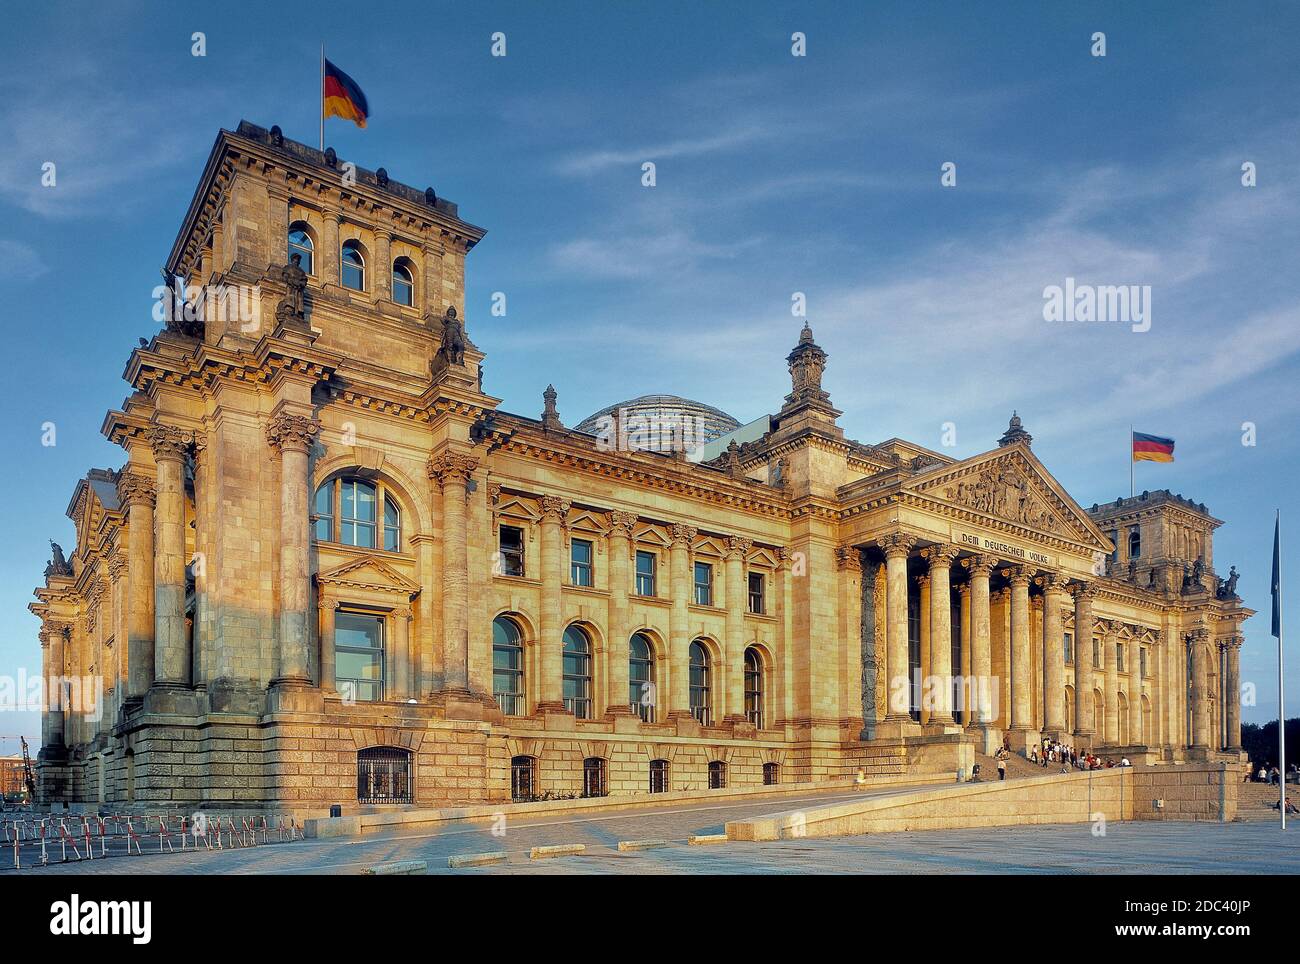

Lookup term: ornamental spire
[998,410,1032,448]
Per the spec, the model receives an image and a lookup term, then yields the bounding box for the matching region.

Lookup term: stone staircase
[973,751,1059,781]
[1237,781,1293,821]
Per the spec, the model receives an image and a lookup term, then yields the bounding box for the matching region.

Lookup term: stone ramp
[725,763,1234,840]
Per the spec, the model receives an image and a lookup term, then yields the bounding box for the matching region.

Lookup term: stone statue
[1217,565,1241,599]
[438,305,466,366]
[45,540,72,578]
[1191,556,1205,584]
[275,253,309,325]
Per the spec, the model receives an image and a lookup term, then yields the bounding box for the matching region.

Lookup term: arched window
[743,647,764,729]
[492,616,524,715]
[582,757,607,798]
[689,640,711,725]
[629,632,656,722]
[288,223,315,275]
[649,759,670,793]
[313,477,401,551]
[762,762,779,786]
[510,755,536,801]
[341,239,366,291]
[708,760,726,789]
[562,625,592,719]
[357,746,412,804]
[1128,527,1141,560]
[392,259,414,306]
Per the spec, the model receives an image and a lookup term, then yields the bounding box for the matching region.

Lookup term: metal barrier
[3,811,303,870]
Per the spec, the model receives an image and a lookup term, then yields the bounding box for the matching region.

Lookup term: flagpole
[1129,425,1134,498]
[319,43,325,151]
[1279,509,1286,829]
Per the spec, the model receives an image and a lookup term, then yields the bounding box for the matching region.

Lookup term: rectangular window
[635,550,656,596]
[499,525,524,577]
[1063,632,1073,664]
[1093,638,1101,666]
[694,561,713,606]
[335,611,384,702]
[1116,642,1125,669]
[1140,646,1148,678]
[747,571,765,614]
[570,538,593,587]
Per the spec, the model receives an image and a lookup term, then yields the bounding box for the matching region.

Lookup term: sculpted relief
[943,465,1060,532]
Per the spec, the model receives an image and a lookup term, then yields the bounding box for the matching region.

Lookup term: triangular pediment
[907,443,1110,552]
[316,554,421,594]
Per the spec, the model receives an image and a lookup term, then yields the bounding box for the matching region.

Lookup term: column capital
[877,531,917,560]
[1036,571,1071,594]
[539,495,572,522]
[427,451,479,488]
[1189,626,1211,642]
[608,510,638,538]
[961,553,998,577]
[725,535,754,560]
[392,607,413,620]
[669,523,697,548]
[107,552,126,581]
[266,413,320,453]
[914,573,930,590]
[1071,580,1099,603]
[1222,633,1245,650]
[920,542,960,567]
[116,471,156,510]
[835,545,862,572]
[1001,565,1032,588]
[148,424,190,463]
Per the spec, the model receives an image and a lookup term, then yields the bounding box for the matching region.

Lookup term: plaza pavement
[4,784,1297,875]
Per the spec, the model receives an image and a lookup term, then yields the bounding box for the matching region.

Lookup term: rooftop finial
[998,410,1033,448]
[541,383,562,431]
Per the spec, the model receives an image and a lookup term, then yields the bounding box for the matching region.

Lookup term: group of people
[1028,738,1131,773]
[1247,763,1299,785]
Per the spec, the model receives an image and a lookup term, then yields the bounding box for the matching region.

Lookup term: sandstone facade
[31,122,1252,813]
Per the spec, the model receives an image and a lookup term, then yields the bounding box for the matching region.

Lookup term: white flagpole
[1279,510,1286,829]
[319,44,325,151]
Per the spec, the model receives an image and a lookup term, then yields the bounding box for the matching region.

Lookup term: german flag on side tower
[1132,431,1175,463]
[323,57,369,129]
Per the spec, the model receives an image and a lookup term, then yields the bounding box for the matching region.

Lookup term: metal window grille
[357,747,412,804]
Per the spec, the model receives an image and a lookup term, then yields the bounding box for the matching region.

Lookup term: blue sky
[1,1,1298,749]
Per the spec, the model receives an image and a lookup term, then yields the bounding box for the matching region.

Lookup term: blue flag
[1273,514,1282,638]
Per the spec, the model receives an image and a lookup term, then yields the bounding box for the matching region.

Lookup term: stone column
[149,426,190,689]
[1189,628,1210,750]
[375,231,393,302]
[723,535,754,723]
[116,471,156,703]
[958,583,971,723]
[1006,566,1033,737]
[430,452,480,697]
[1072,582,1096,741]
[319,597,338,693]
[41,627,67,750]
[1103,625,1119,744]
[605,511,637,718]
[1224,635,1243,750]
[391,607,411,700]
[836,545,864,730]
[916,573,930,724]
[667,524,697,721]
[963,555,997,730]
[267,413,319,689]
[880,533,916,723]
[921,543,959,728]
[322,212,341,287]
[535,495,570,711]
[1040,573,1069,736]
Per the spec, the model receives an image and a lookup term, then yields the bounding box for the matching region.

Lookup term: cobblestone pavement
[5,786,1296,875]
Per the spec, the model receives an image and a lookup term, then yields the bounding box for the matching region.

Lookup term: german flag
[323,58,369,129]
[1132,431,1175,463]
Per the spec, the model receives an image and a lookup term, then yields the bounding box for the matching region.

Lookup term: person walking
[996,749,1007,781]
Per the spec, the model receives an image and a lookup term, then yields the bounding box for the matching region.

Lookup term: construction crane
[20,737,36,800]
